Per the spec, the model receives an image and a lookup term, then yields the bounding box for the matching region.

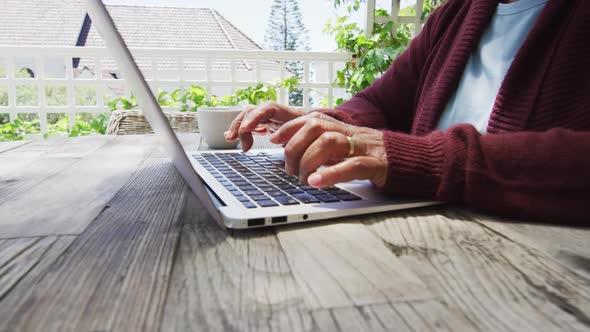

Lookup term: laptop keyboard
[193,152,361,209]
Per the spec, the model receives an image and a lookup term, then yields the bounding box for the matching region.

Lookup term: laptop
[85,0,438,228]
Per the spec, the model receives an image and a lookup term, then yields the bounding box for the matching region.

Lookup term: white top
[436,0,547,134]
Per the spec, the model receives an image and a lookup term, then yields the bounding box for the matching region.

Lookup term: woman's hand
[224,101,305,152]
[269,112,388,188]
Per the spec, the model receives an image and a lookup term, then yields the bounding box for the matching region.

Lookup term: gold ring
[346,136,355,158]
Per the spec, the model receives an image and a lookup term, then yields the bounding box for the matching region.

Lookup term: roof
[0,1,278,75]
[82,5,262,50]
[0,0,262,50]
[0,0,86,46]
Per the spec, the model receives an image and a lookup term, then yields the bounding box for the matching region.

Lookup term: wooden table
[0,135,589,331]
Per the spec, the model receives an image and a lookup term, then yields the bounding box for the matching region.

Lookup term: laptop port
[271,216,288,224]
[247,218,265,227]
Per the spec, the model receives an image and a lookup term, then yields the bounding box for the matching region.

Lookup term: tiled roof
[0,1,262,50]
[83,6,262,50]
[80,6,274,72]
[0,0,85,46]
[0,1,279,76]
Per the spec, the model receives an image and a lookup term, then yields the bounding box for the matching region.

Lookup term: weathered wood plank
[0,140,30,154]
[0,158,187,332]
[464,210,590,279]
[309,300,474,332]
[0,236,75,302]
[364,207,590,331]
[0,138,72,180]
[161,191,314,331]
[275,220,434,310]
[0,135,157,238]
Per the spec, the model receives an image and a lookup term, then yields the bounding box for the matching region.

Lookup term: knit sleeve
[380,125,590,225]
[318,1,451,131]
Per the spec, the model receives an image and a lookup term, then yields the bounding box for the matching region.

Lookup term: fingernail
[224,130,231,138]
[308,173,322,187]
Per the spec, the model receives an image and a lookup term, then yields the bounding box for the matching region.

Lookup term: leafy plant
[108,95,138,111]
[108,79,298,113]
[326,0,445,101]
[0,118,39,141]
[44,114,109,138]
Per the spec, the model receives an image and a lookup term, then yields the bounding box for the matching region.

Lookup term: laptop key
[264,190,284,196]
[242,201,257,209]
[325,189,350,196]
[337,194,362,201]
[238,185,257,191]
[285,188,304,194]
[275,196,300,205]
[316,194,340,203]
[298,185,315,191]
[292,193,320,204]
[250,194,271,201]
[244,190,263,196]
[305,189,326,196]
[258,200,279,207]
[235,195,250,202]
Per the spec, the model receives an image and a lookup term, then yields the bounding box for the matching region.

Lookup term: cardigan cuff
[381,130,445,198]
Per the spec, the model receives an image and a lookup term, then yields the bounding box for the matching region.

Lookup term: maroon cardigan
[321,0,590,224]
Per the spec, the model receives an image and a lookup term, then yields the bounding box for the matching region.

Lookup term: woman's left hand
[269,112,388,188]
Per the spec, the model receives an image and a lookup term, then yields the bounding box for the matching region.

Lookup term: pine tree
[264,0,310,106]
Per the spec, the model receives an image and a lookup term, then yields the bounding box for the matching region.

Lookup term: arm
[382,125,590,225]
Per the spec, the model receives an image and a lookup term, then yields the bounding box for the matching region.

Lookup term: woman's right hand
[224,101,305,152]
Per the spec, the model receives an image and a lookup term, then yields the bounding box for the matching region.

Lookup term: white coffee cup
[196,106,242,149]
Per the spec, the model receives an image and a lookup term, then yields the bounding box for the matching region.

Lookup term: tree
[264,0,310,106]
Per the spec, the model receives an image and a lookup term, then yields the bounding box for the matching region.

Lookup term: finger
[282,117,341,175]
[240,102,278,133]
[225,106,253,141]
[270,112,352,145]
[238,104,279,152]
[307,157,388,188]
[298,132,349,184]
[239,129,254,152]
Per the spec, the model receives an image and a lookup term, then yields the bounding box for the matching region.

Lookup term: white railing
[0,46,352,135]
[365,0,425,37]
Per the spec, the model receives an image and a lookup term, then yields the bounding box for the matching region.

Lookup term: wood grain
[0,140,30,154]
[161,191,314,331]
[0,158,188,332]
[275,220,433,310]
[465,210,590,279]
[311,300,474,332]
[0,135,157,238]
[364,207,590,331]
[0,235,75,302]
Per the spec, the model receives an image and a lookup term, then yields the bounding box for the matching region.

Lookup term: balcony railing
[0,46,352,136]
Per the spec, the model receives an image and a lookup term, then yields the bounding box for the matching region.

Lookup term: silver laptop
[85,0,437,228]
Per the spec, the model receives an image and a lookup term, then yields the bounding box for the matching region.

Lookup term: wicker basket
[106,109,199,135]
